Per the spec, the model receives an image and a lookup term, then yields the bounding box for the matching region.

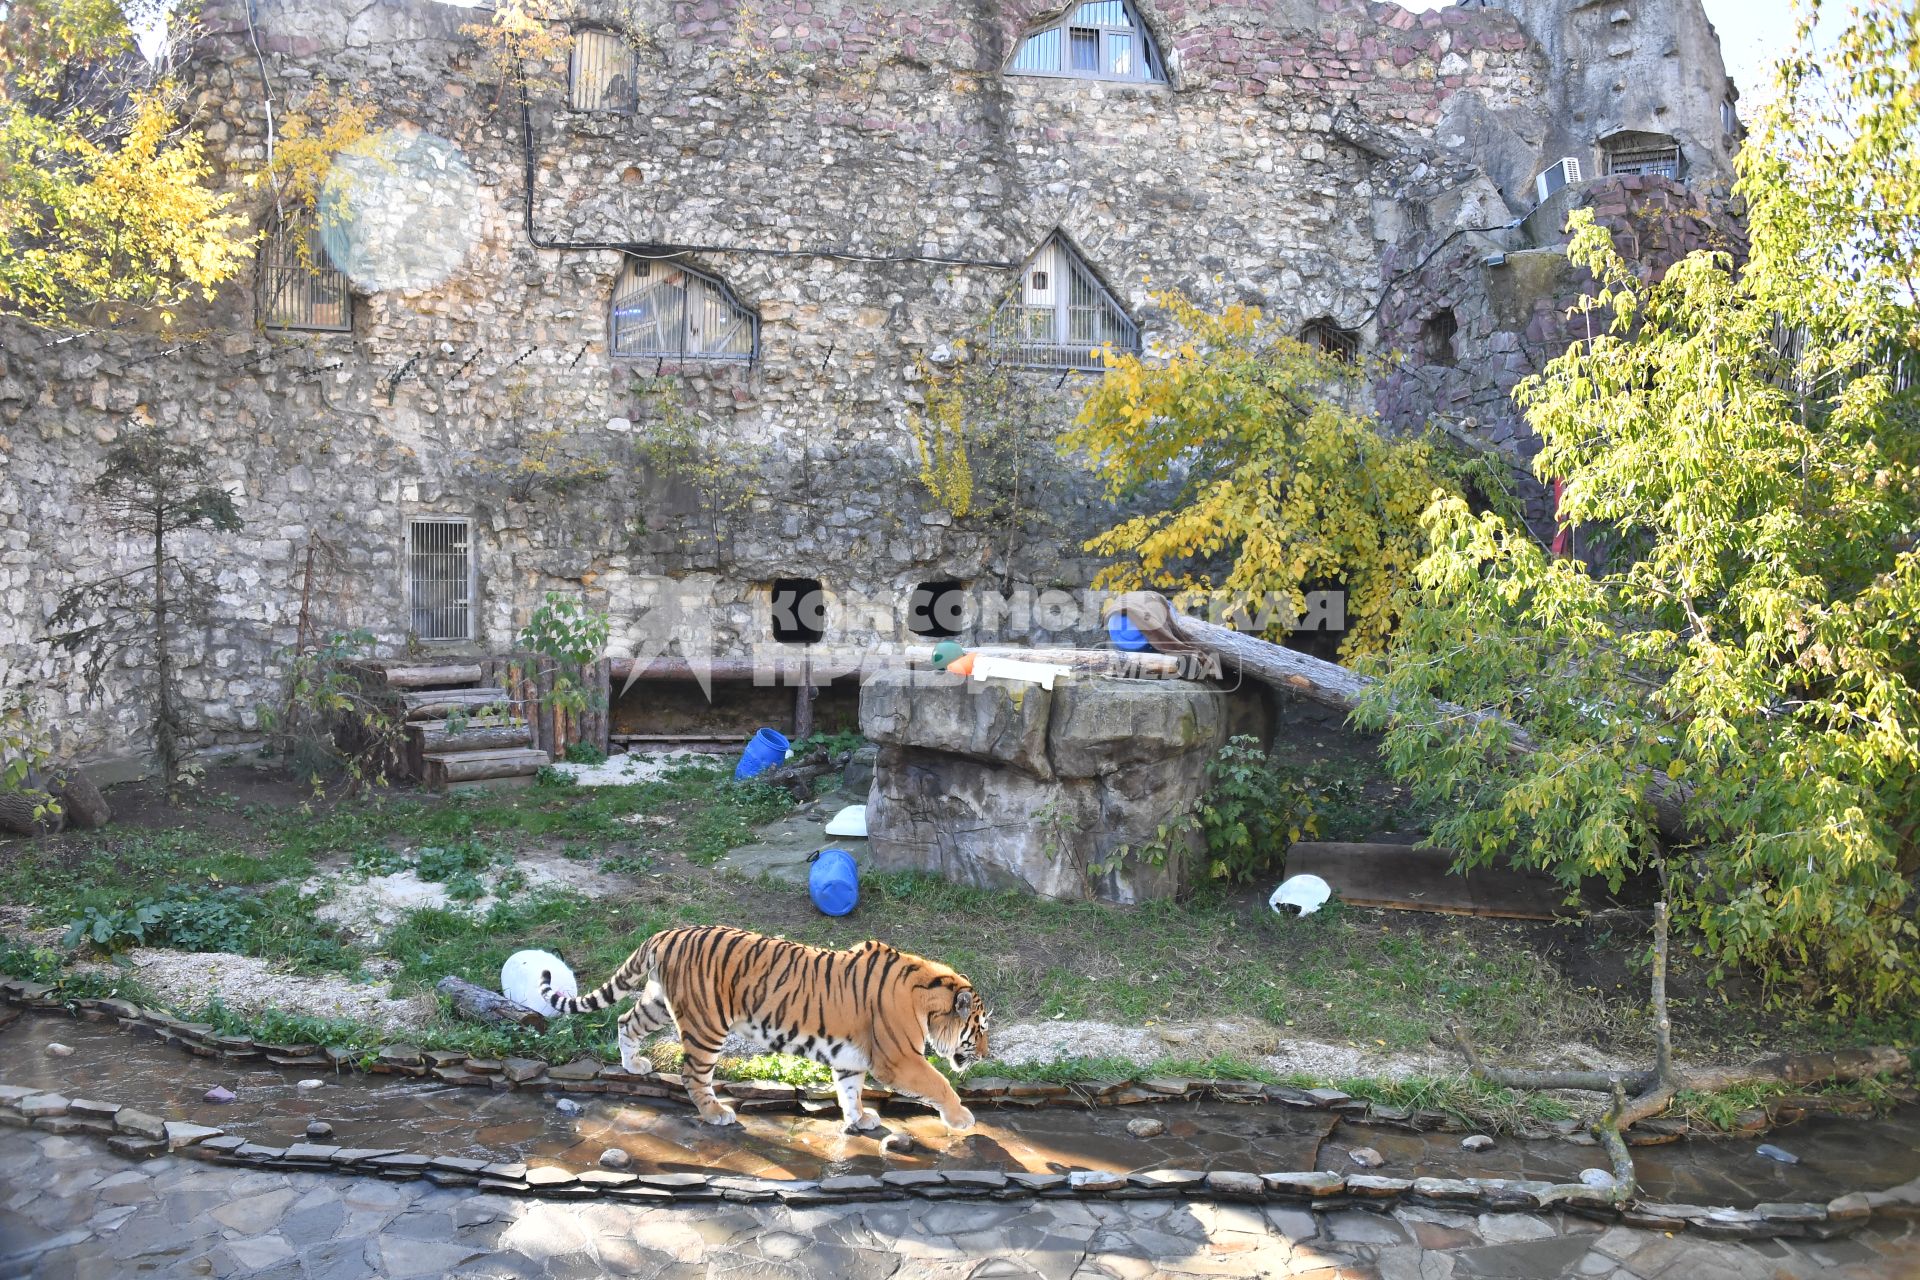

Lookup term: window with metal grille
[570,29,636,113]
[988,235,1140,372]
[1007,0,1165,83]
[611,258,757,361]
[260,214,351,332]
[1301,318,1361,363]
[1422,309,1458,367]
[1603,142,1683,179]
[408,518,474,642]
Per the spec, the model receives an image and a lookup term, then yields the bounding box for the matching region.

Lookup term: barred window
[611,258,757,361]
[988,235,1140,372]
[260,214,350,332]
[1602,134,1683,180]
[1008,0,1166,84]
[570,29,636,113]
[1302,317,1361,363]
[408,517,474,643]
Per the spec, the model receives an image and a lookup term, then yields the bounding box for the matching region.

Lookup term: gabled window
[1007,0,1166,84]
[570,29,636,113]
[408,517,474,642]
[260,213,350,332]
[988,235,1140,372]
[1301,318,1360,363]
[610,258,757,361]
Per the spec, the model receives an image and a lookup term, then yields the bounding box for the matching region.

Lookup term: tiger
[539,924,990,1135]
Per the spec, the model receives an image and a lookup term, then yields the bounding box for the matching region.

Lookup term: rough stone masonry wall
[0,0,1731,766]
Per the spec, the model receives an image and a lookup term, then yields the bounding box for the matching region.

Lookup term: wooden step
[406,716,534,754]
[422,747,550,789]
[401,689,511,721]
[380,663,486,690]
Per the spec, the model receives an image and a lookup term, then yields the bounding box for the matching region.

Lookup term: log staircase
[373,662,551,791]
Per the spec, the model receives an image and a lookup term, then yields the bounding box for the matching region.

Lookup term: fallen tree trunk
[1107,590,1695,844]
[436,976,549,1030]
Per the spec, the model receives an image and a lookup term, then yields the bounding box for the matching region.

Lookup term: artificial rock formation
[861,669,1261,902]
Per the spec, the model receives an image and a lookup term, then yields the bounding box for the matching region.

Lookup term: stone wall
[0,0,1743,765]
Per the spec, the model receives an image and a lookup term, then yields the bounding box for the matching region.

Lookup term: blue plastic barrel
[735,727,790,780]
[809,848,859,916]
[1107,612,1154,653]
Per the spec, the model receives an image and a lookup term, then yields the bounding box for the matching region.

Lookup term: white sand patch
[308,848,630,943]
[548,751,719,787]
[76,948,435,1031]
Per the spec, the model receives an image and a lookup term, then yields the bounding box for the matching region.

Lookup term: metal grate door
[408,518,473,641]
[261,216,351,331]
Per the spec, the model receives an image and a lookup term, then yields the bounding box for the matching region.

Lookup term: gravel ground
[76,948,436,1031]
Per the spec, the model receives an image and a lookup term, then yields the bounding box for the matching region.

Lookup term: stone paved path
[2,1129,1917,1279]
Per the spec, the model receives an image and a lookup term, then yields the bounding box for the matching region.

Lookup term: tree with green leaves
[0,0,254,330]
[1358,0,1920,1013]
[1065,293,1502,660]
[51,428,242,791]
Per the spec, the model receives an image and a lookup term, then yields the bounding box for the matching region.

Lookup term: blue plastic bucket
[1107,612,1154,653]
[809,848,859,917]
[735,727,790,780]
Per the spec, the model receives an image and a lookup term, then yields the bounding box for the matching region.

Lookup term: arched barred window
[610,258,757,361]
[1007,0,1166,84]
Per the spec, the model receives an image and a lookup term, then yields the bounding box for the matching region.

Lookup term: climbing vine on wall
[906,342,1053,576]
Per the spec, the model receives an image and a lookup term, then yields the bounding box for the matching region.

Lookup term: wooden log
[380,663,485,689]
[435,976,549,1030]
[0,783,62,836]
[407,717,534,754]
[1108,590,1696,844]
[401,689,511,721]
[753,749,838,800]
[49,766,111,830]
[423,747,550,787]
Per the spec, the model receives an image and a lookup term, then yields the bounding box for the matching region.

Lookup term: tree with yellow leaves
[1066,294,1466,660]
[0,0,253,330]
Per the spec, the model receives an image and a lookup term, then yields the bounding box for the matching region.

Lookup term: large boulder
[861,669,1257,904]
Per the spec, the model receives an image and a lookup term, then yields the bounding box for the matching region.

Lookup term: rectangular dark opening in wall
[1423,309,1458,367]
[907,580,966,638]
[770,577,825,645]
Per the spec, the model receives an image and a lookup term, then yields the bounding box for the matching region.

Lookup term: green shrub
[63,903,166,951]
[563,741,608,765]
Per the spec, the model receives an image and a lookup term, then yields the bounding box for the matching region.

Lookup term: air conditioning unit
[1535,157,1583,203]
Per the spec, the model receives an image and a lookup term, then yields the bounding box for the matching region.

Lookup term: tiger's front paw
[698,1105,739,1127]
[621,1053,654,1076]
[942,1106,976,1133]
[842,1107,882,1134]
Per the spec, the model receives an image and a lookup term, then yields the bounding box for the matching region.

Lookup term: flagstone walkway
[2,1129,1917,1279]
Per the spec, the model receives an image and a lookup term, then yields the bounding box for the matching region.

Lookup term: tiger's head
[926,981,990,1071]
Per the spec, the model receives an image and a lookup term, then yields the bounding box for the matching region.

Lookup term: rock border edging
[0,984,1900,1241]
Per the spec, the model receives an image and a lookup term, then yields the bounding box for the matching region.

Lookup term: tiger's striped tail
[541,937,658,1015]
